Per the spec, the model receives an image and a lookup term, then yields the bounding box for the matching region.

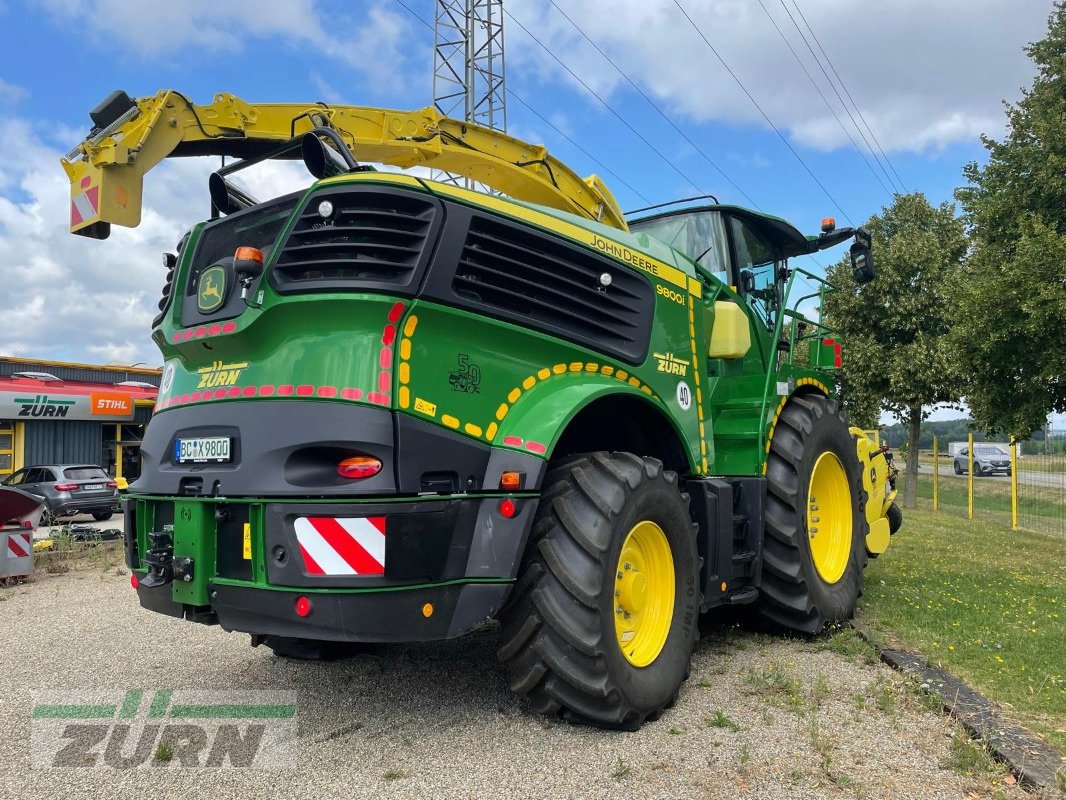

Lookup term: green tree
[954,2,1066,438]
[823,193,967,507]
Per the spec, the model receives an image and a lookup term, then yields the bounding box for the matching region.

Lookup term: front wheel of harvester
[497,452,700,730]
[758,394,868,634]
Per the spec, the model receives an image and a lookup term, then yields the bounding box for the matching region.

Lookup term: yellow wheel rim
[807,451,852,584]
[614,520,675,668]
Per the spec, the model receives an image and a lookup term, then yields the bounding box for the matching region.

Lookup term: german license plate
[175,436,231,464]
[82,484,104,490]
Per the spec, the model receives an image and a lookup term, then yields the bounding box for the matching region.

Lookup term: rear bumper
[51,496,119,515]
[136,579,512,642]
[126,492,536,642]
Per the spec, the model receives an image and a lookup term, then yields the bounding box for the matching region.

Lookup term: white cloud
[0,77,25,105]
[505,0,1052,154]
[41,0,416,94]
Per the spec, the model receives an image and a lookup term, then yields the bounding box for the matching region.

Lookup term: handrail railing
[757,265,838,470]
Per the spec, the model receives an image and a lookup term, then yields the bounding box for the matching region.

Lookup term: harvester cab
[64,89,900,730]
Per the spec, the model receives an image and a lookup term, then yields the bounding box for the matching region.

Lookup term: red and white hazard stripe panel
[6,531,31,559]
[294,516,386,576]
[70,186,100,227]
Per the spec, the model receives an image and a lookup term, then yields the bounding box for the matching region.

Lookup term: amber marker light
[337,456,383,479]
[499,471,523,490]
[234,246,264,263]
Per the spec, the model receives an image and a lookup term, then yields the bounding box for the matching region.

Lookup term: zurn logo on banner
[31,690,296,769]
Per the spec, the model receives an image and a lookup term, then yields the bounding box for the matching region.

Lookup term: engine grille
[272,188,440,294]
[185,193,301,298]
[451,215,654,363]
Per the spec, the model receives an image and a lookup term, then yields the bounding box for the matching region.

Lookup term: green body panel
[171,501,214,605]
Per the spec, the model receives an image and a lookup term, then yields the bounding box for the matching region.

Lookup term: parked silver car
[0,464,119,521]
[953,445,1012,477]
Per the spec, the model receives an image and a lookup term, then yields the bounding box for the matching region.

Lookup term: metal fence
[923,432,1065,539]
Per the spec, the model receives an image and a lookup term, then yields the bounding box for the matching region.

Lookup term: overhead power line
[775,0,901,194]
[501,8,712,198]
[671,0,854,225]
[545,0,761,209]
[394,0,651,204]
[788,1,908,192]
[757,0,894,200]
[506,89,652,204]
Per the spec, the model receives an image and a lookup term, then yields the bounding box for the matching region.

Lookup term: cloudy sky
[0,0,1054,374]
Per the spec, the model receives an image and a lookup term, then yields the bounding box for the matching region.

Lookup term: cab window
[729,217,781,329]
[629,210,730,282]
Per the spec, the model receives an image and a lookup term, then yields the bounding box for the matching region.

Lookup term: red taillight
[130,574,139,590]
[499,499,517,518]
[106,481,117,488]
[337,456,383,480]
[295,596,312,617]
[54,483,77,491]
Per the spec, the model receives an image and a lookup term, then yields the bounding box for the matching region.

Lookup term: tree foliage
[823,192,967,506]
[954,1,1066,438]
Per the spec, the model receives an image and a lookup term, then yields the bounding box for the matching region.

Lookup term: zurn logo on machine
[30,690,296,769]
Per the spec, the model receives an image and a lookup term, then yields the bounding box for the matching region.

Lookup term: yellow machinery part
[850,427,894,555]
[62,90,626,235]
[708,301,752,359]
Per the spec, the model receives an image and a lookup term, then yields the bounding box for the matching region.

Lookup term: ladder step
[724,586,759,605]
[732,549,756,565]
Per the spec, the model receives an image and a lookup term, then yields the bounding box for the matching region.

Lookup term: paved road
[0,567,1027,800]
[919,464,1064,489]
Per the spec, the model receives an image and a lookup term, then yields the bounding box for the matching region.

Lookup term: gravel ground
[0,561,1038,800]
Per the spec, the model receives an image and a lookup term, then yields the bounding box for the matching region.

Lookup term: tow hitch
[141,525,174,587]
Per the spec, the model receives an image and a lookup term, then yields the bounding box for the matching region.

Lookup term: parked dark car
[954,445,1012,477]
[0,464,119,521]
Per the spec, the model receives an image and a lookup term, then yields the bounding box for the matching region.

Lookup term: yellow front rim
[807,451,852,584]
[614,520,675,668]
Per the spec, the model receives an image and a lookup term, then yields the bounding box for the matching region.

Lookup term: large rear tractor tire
[758,394,868,634]
[497,452,700,730]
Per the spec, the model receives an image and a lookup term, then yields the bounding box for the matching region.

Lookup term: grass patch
[382,769,408,781]
[610,758,631,780]
[744,661,805,713]
[153,742,173,762]
[862,505,1066,753]
[939,732,1001,779]
[706,710,741,731]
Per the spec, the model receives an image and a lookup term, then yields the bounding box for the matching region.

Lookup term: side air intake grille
[451,215,654,363]
[272,188,441,294]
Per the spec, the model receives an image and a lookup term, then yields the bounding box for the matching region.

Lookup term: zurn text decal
[196,361,248,390]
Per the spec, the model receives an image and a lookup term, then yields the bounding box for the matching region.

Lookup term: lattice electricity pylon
[431,0,507,187]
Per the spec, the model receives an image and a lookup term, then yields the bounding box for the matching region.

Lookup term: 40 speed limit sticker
[676,381,692,411]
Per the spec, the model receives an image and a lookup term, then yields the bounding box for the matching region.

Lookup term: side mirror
[850,230,875,284]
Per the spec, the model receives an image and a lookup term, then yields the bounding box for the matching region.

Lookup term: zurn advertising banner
[0,391,136,421]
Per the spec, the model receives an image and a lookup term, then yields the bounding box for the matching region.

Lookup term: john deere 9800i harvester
[64,90,900,729]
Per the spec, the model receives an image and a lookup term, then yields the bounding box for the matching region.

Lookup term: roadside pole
[932,436,939,512]
[1010,436,1018,531]
[968,432,974,520]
